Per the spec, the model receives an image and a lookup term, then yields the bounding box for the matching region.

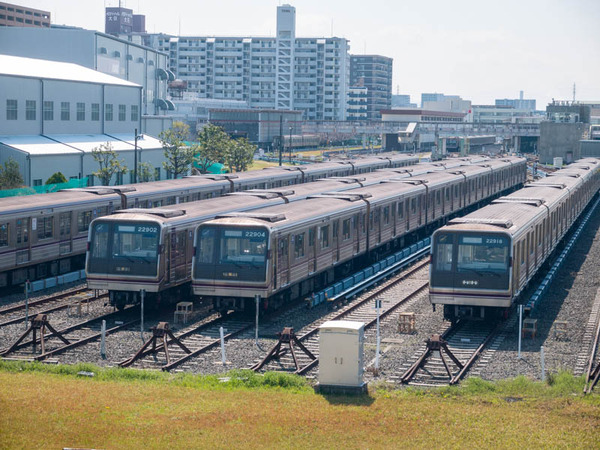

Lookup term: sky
[16,0,600,107]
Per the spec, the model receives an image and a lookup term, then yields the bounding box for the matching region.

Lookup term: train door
[353,214,360,254]
[308,227,316,274]
[165,231,173,285]
[174,231,187,282]
[332,220,340,263]
[15,217,31,282]
[277,236,289,287]
[58,212,72,258]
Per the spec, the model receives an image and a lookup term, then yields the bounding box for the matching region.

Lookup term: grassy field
[0,362,599,449]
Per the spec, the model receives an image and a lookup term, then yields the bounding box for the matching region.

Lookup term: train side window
[77,211,92,232]
[342,219,350,240]
[436,190,441,205]
[37,216,53,240]
[411,198,416,214]
[308,228,315,247]
[294,233,305,258]
[320,225,329,249]
[520,241,525,264]
[445,188,450,201]
[529,233,534,255]
[397,201,404,219]
[0,223,8,247]
[383,206,390,225]
[332,221,339,239]
[16,218,29,244]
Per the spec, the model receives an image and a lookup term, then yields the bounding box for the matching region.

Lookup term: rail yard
[1,157,599,394]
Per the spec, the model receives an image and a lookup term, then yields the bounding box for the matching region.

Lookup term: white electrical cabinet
[318,320,365,387]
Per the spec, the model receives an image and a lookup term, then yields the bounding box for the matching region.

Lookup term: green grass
[1,361,599,449]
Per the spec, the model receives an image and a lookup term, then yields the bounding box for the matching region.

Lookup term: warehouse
[0,54,166,186]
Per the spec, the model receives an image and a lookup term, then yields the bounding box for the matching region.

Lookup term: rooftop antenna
[397,84,400,95]
[364,40,366,54]
[178,16,181,36]
[331,19,333,37]
[572,83,576,103]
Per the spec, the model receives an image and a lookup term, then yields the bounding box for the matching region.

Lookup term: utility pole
[134,128,139,183]
[278,115,283,166]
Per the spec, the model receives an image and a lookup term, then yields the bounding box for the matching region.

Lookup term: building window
[131,105,139,122]
[33,179,42,186]
[105,104,113,121]
[37,217,53,240]
[77,102,85,121]
[91,103,100,121]
[118,104,126,121]
[154,167,161,180]
[0,223,8,247]
[26,100,36,120]
[43,101,53,120]
[61,102,70,121]
[6,99,17,120]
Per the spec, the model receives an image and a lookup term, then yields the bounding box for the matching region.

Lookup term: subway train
[191,157,527,312]
[0,154,418,288]
[84,156,494,309]
[429,158,600,322]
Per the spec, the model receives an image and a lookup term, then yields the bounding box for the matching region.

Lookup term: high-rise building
[349,55,392,120]
[0,1,50,28]
[142,5,350,121]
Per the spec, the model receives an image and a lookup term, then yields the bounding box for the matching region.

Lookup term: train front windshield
[431,232,510,290]
[88,222,160,277]
[195,226,268,282]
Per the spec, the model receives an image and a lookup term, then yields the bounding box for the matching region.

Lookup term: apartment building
[143,5,350,121]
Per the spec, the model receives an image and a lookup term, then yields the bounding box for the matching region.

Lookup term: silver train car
[429,158,600,322]
[191,157,527,312]
[84,156,491,309]
[0,154,417,288]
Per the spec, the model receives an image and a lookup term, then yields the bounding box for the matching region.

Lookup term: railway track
[0,308,137,363]
[582,287,600,394]
[251,258,431,375]
[0,288,107,328]
[395,319,504,386]
[116,311,255,371]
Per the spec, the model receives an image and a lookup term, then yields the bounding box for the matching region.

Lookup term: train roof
[440,158,600,237]
[200,159,526,232]
[0,187,122,216]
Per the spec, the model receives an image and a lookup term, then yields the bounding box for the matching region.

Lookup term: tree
[0,158,24,189]
[136,161,155,183]
[45,172,67,185]
[195,123,230,174]
[91,142,128,186]
[225,137,257,172]
[159,121,196,179]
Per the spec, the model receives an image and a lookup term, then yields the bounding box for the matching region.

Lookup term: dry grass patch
[0,365,599,449]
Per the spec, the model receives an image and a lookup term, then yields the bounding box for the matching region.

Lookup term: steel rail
[0,287,92,315]
[294,261,430,376]
[0,294,108,328]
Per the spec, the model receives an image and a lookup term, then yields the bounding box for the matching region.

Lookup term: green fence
[0,177,89,198]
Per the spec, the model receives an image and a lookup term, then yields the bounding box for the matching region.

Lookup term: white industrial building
[0,26,173,135]
[0,55,165,187]
[142,5,350,121]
